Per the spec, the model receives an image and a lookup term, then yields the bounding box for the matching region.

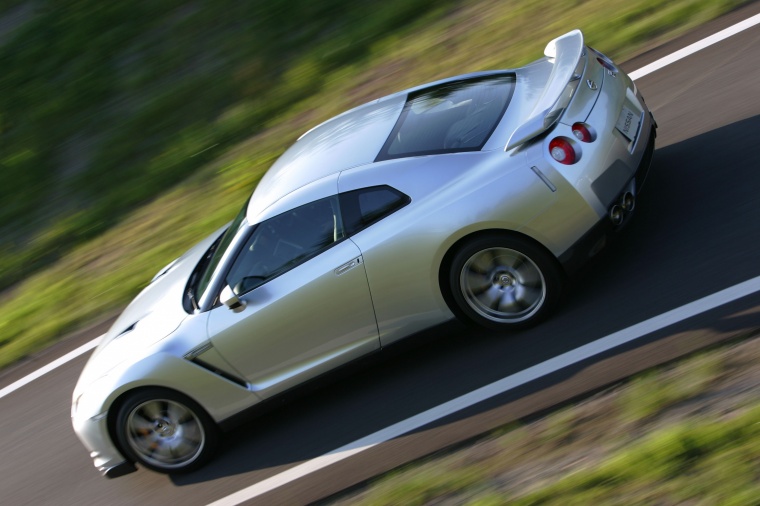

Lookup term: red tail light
[589,47,618,73]
[597,57,616,72]
[549,137,576,165]
[571,123,594,142]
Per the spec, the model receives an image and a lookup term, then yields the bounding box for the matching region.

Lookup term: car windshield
[376,74,515,161]
[193,198,250,305]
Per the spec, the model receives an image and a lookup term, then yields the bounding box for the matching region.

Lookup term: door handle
[335,256,362,276]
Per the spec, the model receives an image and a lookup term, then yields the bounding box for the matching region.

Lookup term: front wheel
[447,234,563,330]
[114,388,218,474]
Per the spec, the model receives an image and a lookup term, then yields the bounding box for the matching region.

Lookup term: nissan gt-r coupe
[72,29,655,477]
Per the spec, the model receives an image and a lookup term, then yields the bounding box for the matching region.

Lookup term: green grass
[359,467,487,506]
[617,352,725,420]
[506,405,760,505]
[0,0,749,369]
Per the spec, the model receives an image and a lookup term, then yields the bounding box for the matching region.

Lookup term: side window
[226,196,342,294]
[340,186,410,236]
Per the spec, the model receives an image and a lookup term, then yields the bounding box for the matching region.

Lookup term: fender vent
[184,341,248,388]
[115,321,138,339]
[189,358,248,388]
[184,341,214,359]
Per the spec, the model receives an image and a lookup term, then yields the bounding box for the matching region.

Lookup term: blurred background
[0,0,747,369]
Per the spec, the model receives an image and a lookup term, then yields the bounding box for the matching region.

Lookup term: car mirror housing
[220,285,246,312]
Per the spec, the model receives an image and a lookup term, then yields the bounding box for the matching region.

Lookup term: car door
[206,196,379,398]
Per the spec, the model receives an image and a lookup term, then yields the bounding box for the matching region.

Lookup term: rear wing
[506,30,586,150]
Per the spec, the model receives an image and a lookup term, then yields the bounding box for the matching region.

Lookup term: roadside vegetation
[326,336,760,505]
[0,0,748,369]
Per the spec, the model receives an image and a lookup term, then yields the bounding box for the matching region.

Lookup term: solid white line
[207,274,760,505]
[629,12,760,80]
[0,336,101,400]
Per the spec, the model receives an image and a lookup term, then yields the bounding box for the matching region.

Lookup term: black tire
[114,388,219,474]
[446,233,563,330]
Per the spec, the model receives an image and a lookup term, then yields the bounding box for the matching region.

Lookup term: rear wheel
[115,388,218,474]
[447,234,563,330]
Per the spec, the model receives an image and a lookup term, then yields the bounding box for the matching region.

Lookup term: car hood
[76,227,225,387]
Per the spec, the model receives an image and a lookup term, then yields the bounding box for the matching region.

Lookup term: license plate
[616,105,641,141]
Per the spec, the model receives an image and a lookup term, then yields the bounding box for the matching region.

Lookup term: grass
[617,352,725,420]
[0,0,749,369]
[508,406,760,505]
[327,338,760,506]
[357,468,487,506]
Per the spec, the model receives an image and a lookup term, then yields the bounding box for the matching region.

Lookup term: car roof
[246,69,513,222]
[247,94,405,221]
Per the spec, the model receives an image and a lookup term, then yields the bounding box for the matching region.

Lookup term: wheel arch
[437,228,564,324]
[106,384,221,474]
[439,228,558,289]
[106,385,207,464]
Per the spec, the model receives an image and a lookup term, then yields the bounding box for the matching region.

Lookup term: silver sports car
[72,30,655,477]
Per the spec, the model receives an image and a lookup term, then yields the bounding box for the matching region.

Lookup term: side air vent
[189,358,248,388]
[184,341,248,388]
[184,341,214,360]
[115,321,138,339]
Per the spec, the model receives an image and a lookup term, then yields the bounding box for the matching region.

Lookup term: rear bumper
[558,122,656,273]
[554,65,656,215]
[520,46,658,259]
[589,85,655,206]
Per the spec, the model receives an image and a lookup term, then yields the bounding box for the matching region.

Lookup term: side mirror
[220,285,246,312]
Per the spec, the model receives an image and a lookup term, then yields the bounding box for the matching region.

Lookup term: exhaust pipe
[621,192,635,212]
[609,204,624,226]
[609,190,635,226]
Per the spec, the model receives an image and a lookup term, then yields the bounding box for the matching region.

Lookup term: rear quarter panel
[338,150,557,345]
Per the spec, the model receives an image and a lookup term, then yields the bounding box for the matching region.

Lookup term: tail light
[597,57,616,72]
[549,137,576,165]
[571,122,594,142]
[589,47,618,74]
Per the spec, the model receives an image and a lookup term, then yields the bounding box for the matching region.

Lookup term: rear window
[376,74,515,161]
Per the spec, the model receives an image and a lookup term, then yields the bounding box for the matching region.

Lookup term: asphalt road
[3,4,760,505]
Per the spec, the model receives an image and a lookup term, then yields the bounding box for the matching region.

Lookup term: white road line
[629,12,760,80]
[0,336,101,400]
[208,274,760,506]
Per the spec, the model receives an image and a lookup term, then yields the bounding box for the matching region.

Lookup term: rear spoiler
[505,30,585,150]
